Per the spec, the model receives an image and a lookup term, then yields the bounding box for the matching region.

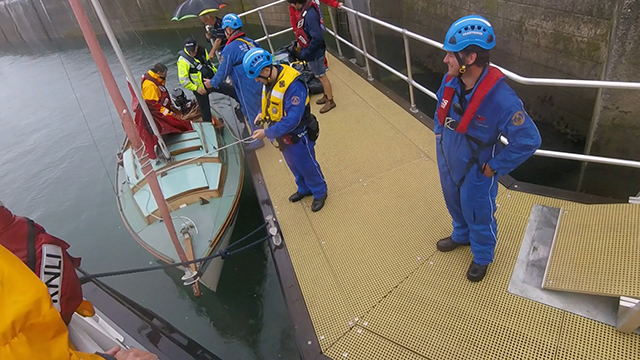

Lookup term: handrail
[237,1,640,170]
[256,27,292,44]
[237,0,287,18]
[340,6,640,91]
[498,136,640,169]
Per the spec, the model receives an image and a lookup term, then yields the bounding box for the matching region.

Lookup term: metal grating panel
[544,204,640,298]
[556,313,640,359]
[363,214,565,360]
[325,326,428,360]
[276,199,356,348]
[308,159,450,318]
[257,142,356,348]
[254,53,640,359]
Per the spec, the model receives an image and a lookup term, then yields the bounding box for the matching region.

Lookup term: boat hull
[199,210,238,291]
[115,93,246,293]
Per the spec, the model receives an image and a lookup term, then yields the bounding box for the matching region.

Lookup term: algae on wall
[370,0,617,148]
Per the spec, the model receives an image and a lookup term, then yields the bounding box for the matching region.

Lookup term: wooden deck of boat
[253,53,640,359]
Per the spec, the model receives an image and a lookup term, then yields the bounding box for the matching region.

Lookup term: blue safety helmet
[243,47,273,79]
[443,15,496,52]
[222,13,242,30]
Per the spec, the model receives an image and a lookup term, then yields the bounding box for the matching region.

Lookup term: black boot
[436,237,470,252]
[467,261,488,282]
[289,192,310,203]
[311,196,327,212]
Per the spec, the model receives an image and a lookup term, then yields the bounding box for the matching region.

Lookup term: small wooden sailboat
[69,0,246,296]
[115,93,245,294]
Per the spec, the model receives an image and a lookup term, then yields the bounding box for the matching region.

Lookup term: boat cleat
[181,268,200,286]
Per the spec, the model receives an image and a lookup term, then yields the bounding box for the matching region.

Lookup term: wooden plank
[169,144,202,156]
[145,189,223,224]
[164,131,200,146]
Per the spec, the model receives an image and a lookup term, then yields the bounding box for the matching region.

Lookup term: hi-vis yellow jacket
[177,47,217,92]
[0,245,104,360]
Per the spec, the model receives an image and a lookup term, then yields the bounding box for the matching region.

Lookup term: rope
[222,222,269,251]
[99,72,121,150]
[141,136,255,179]
[210,97,250,144]
[78,223,269,284]
[111,0,146,47]
[152,0,184,42]
[58,52,117,193]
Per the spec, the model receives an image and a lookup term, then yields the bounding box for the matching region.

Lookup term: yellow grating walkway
[254,54,640,359]
[544,204,640,298]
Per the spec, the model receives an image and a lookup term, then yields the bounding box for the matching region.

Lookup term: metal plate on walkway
[544,204,640,298]
[508,204,633,332]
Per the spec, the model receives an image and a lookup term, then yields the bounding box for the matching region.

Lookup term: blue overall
[264,79,327,199]
[434,68,541,265]
[209,36,262,132]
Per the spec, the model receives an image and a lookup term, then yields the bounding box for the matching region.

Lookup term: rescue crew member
[244,48,328,212]
[0,201,158,360]
[0,245,157,359]
[134,63,193,160]
[0,201,84,325]
[287,0,342,71]
[287,0,337,114]
[177,37,237,123]
[204,13,265,150]
[287,0,342,36]
[434,15,541,282]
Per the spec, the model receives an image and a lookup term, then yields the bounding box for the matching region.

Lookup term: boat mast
[67,0,189,263]
[86,0,171,161]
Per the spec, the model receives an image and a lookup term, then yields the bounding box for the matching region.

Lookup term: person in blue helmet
[244,47,328,212]
[204,13,265,150]
[434,15,541,282]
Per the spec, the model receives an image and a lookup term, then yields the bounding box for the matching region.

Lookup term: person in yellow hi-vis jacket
[0,245,157,360]
[177,37,238,123]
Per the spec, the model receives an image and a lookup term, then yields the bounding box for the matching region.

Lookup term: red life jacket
[0,206,83,324]
[292,0,323,49]
[437,66,505,134]
[226,31,246,46]
[141,72,171,109]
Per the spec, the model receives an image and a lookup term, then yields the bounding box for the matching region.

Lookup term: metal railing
[238,2,640,170]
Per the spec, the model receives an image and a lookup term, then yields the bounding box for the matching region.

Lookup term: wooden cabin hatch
[123,124,227,225]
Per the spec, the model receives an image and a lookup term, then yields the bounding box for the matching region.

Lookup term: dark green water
[0,27,298,359]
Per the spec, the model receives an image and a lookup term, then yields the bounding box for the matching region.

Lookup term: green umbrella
[171,0,228,21]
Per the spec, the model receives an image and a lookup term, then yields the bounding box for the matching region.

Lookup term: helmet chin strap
[454,52,467,76]
[259,66,277,84]
[453,51,469,112]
